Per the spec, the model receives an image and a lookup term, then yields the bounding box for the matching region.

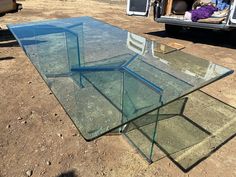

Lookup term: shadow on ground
[146,28,236,49]
[56,170,78,177]
[124,90,236,172]
[0,56,15,60]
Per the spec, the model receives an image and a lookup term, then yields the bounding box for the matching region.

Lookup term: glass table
[8,16,233,164]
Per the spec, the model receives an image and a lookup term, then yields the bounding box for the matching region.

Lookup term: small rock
[31,96,35,99]
[17,116,23,120]
[21,121,27,124]
[101,172,106,176]
[72,133,77,136]
[54,113,58,116]
[57,133,63,138]
[28,81,32,84]
[46,161,51,166]
[6,124,11,129]
[26,170,33,176]
[49,92,52,95]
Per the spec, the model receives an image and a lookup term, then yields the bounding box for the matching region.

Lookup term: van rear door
[127,0,151,16]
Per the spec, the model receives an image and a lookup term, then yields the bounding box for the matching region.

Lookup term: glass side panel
[7,16,233,140]
[122,71,162,121]
[125,91,236,171]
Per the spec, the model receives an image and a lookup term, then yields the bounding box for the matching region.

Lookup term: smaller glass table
[8,16,233,164]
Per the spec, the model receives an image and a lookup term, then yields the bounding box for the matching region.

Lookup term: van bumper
[156,17,230,31]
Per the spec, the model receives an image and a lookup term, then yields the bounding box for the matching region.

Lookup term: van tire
[165,24,182,35]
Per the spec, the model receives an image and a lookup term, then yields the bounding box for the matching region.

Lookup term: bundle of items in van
[183,0,230,23]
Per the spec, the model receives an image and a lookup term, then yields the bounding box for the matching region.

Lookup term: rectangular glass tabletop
[7,16,233,141]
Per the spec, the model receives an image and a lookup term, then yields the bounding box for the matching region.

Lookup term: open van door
[127,0,151,16]
[229,0,236,25]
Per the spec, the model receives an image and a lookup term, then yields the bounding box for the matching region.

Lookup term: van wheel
[165,24,182,35]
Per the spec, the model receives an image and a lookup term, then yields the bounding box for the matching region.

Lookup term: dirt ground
[0,0,236,177]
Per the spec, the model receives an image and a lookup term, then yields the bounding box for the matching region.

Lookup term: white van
[127,0,236,33]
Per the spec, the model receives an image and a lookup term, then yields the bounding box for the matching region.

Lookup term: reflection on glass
[127,32,146,55]
[151,41,229,82]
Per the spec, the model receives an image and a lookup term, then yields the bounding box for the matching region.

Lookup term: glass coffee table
[8,17,233,164]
